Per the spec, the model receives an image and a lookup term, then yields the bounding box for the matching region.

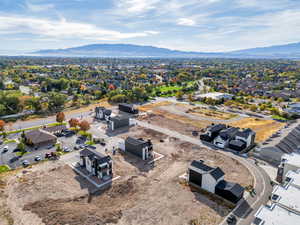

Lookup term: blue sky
[0,0,300,54]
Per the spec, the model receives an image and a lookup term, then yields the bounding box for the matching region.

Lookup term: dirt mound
[108,176,137,198]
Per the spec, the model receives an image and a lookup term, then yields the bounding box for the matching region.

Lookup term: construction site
[0,123,253,225]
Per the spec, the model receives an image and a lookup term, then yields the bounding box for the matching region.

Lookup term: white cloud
[177,18,196,26]
[195,9,300,51]
[26,1,55,12]
[0,15,158,41]
[116,0,159,13]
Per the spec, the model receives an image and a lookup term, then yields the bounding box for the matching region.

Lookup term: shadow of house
[105,126,130,137]
[118,150,155,173]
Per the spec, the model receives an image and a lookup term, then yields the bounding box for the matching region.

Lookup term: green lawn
[15,151,29,157]
[156,81,196,97]
[0,165,11,174]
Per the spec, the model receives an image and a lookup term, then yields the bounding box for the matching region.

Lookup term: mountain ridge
[31,42,300,58]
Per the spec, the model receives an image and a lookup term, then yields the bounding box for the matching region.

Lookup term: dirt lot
[138,101,173,112]
[0,126,253,225]
[228,117,285,142]
[139,111,211,136]
[139,101,284,143]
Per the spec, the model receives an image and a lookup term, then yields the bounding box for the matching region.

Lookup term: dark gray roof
[104,109,112,115]
[216,180,244,197]
[209,124,226,133]
[236,128,254,138]
[210,167,225,180]
[219,127,239,140]
[125,137,147,146]
[111,115,129,122]
[190,160,225,180]
[119,103,134,108]
[190,160,213,172]
[80,149,111,164]
[229,140,246,148]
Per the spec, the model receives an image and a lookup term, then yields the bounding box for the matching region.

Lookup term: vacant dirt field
[188,107,237,120]
[0,127,253,225]
[228,117,285,142]
[139,112,210,136]
[138,101,173,112]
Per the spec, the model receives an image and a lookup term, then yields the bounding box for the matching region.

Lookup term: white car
[34,155,42,161]
[2,146,9,153]
[63,147,71,152]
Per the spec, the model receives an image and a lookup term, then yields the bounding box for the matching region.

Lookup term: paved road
[11,111,93,130]
[135,120,272,225]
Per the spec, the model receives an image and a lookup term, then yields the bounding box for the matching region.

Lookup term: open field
[228,118,285,142]
[0,126,253,225]
[139,101,284,143]
[138,101,173,112]
[188,107,237,120]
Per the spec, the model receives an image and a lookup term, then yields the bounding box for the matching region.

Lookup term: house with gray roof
[79,149,112,180]
[188,160,244,204]
[125,137,153,160]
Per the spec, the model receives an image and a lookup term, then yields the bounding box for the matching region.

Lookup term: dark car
[22,160,30,167]
[63,130,75,137]
[76,136,86,144]
[9,156,21,163]
[2,146,9,153]
[226,215,237,224]
[54,132,64,137]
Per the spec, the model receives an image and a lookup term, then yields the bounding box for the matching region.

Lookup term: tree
[0,120,5,131]
[69,118,79,128]
[56,112,66,123]
[17,142,26,154]
[79,120,90,131]
[188,94,194,102]
[250,104,257,112]
[176,90,183,100]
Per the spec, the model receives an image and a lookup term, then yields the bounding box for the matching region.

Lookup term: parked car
[74,145,80,150]
[22,160,30,167]
[226,215,236,224]
[9,156,21,163]
[76,136,86,144]
[54,132,64,137]
[34,155,42,161]
[64,130,75,137]
[63,146,71,152]
[2,146,9,153]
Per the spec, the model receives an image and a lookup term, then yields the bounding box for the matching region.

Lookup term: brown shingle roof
[25,129,57,145]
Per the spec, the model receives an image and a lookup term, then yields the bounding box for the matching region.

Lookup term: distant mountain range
[31,42,300,58]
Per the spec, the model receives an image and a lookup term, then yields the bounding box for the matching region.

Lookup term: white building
[277,153,300,183]
[271,183,300,214]
[196,92,233,100]
[253,204,300,225]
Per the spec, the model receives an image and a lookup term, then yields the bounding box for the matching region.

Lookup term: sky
[0,0,300,54]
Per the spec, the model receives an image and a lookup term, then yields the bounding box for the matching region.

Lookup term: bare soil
[1,127,253,225]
